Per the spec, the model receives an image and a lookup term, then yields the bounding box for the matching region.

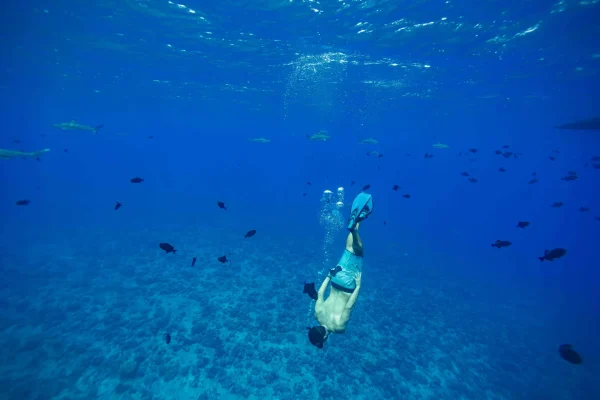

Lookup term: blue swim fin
[347,193,373,231]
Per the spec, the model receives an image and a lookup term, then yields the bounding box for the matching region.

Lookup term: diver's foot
[349,221,361,233]
[348,211,369,231]
[347,193,373,231]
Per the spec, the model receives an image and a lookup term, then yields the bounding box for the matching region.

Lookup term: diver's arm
[345,272,361,310]
[340,283,361,323]
[316,276,331,306]
[345,284,361,310]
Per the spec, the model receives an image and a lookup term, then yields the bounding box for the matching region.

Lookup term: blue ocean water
[1,0,599,398]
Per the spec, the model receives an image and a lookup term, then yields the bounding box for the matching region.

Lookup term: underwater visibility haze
[1,0,599,399]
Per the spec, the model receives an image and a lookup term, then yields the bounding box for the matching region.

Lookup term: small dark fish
[191,257,196,267]
[553,149,560,154]
[551,202,564,208]
[159,243,177,254]
[539,248,567,262]
[528,179,538,184]
[64,149,68,153]
[568,171,577,175]
[130,177,144,183]
[148,135,154,139]
[578,207,590,212]
[460,172,470,177]
[468,148,478,153]
[218,255,228,263]
[592,163,600,169]
[592,156,600,162]
[517,221,530,229]
[306,181,312,186]
[549,156,556,161]
[494,150,502,155]
[532,172,537,176]
[502,145,510,149]
[35,157,41,162]
[115,201,122,210]
[559,344,582,365]
[362,184,371,191]
[424,152,433,159]
[498,167,506,172]
[383,221,386,225]
[402,194,411,199]
[491,240,512,248]
[596,216,600,221]
[13,139,20,144]
[468,177,478,183]
[164,333,171,344]
[351,180,356,186]
[303,282,318,300]
[502,152,514,158]
[16,199,30,206]
[561,175,577,181]
[217,201,227,210]
[244,229,256,238]
[392,184,400,191]
[302,193,307,196]
[378,154,384,158]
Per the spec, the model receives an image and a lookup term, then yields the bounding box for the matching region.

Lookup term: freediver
[307,192,373,349]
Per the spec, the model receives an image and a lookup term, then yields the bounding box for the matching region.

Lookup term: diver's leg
[345,222,363,256]
[333,222,364,291]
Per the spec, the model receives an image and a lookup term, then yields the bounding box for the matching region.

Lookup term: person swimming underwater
[308,192,373,349]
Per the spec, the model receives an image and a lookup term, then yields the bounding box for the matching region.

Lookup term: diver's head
[307,326,329,349]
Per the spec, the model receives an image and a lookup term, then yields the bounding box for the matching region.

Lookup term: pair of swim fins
[347,193,373,231]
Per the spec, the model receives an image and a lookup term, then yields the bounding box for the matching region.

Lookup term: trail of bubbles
[307,186,345,320]
[319,187,345,274]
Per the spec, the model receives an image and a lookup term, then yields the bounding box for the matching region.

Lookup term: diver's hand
[329,265,342,278]
[354,272,362,287]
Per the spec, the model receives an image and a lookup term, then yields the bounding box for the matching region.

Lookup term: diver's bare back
[315,283,354,332]
[314,265,362,333]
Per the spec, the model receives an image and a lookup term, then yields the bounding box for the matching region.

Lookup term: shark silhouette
[556,118,600,130]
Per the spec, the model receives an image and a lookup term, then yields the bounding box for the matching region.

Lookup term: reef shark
[359,137,379,144]
[248,137,271,143]
[366,150,383,158]
[0,148,50,160]
[432,142,450,149]
[307,130,331,142]
[53,120,104,134]
[556,118,600,130]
